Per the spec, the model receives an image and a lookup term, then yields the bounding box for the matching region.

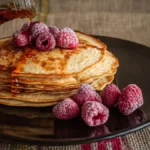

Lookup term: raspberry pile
[12,21,79,50]
[52,83,144,127]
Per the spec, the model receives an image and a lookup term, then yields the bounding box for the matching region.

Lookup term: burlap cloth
[0,0,150,149]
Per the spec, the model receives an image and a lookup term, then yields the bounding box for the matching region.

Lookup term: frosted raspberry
[12,30,28,47]
[36,32,56,51]
[28,21,40,32]
[21,31,32,43]
[81,101,109,127]
[52,98,80,120]
[118,84,144,115]
[56,28,79,49]
[49,26,59,38]
[21,22,30,32]
[31,22,49,39]
[101,84,121,107]
[72,84,102,106]
[62,27,75,34]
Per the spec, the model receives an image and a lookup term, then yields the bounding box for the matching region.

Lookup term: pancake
[92,75,115,91]
[10,50,118,95]
[0,98,58,107]
[0,32,106,76]
[0,71,11,82]
[12,50,118,87]
[0,31,119,107]
[0,38,24,72]
[0,76,115,106]
[0,75,114,104]
[0,91,75,103]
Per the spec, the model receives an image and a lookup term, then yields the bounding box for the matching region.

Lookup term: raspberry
[21,22,30,32]
[62,27,75,34]
[72,84,102,106]
[36,32,56,51]
[101,84,121,107]
[12,30,28,47]
[21,31,32,43]
[118,84,144,115]
[21,21,40,33]
[52,98,80,120]
[56,28,79,49]
[31,22,49,39]
[49,26,59,38]
[81,101,109,127]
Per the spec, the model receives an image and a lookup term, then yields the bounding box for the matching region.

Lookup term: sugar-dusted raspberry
[118,84,144,115]
[56,28,79,49]
[81,101,109,127]
[36,32,56,51]
[101,84,121,107]
[21,31,32,43]
[21,22,30,32]
[31,22,49,39]
[52,98,80,120]
[62,27,75,34]
[12,30,28,47]
[28,21,40,32]
[72,84,102,106]
[49,26,59,38]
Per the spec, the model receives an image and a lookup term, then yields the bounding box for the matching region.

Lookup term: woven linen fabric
[0,0,150,149]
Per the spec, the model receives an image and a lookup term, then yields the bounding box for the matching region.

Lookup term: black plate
[0,36,150,146]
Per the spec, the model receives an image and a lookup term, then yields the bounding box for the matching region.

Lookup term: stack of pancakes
[0,31,119,107]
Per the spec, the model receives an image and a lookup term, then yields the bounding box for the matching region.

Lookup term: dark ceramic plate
[0,36,150,146]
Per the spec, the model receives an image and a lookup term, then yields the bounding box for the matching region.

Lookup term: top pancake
[0,32,106,76]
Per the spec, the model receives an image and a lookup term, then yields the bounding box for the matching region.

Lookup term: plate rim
[0,121,150,146]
